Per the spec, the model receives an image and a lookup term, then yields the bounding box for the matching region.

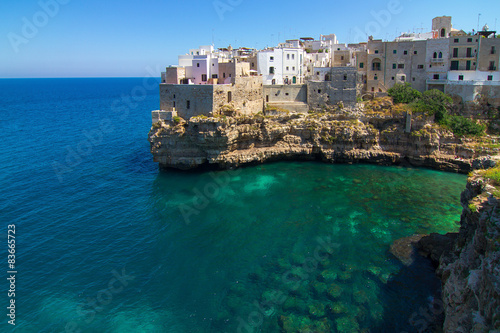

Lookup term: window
[393,50,397,54]
[285,93,289,96]
[467,38,472,42]
[343,75,347,80]
[251,62,254,67]
[359,62,364,68]
[201,74,207,82]
[269,67,275,74]
[418,64,424,69]
[412,77,415,81]
[391,77,395,80]
[186,100,190,109]
[197,63,200,67]
[401,76,405,81]
[433,52,437,59]
[450,60,459,70]
[374,76,378,80]
[458,75,464,81]
[466,48,472,57]
[433,74,439,80]
[173,94,176,99]
[212,74,218,78]
[438,52,443,58]
[270,56,274,61]
[441,28,446,37]
[375,50,379,54]
[404,50,408,55]
[372,61,381,71]
[173,101,176,108]
[398,64,405,69]
[492,47,496,55]
[371,87,375,92]
[286,66,289,71]
[488,75,493,81]
[490,61,496,70]
[287,54,290,60]
[318,89,321,93]
[229,74,231,77]
[223,73,226,78]
[414,51,418,55]
[316,72,320,75]
[292,67,295,71]
[453,48,458,58]
[292,54,295,60]
[392,63,397,69]
[341,56,344,60]
[454,38,459,43]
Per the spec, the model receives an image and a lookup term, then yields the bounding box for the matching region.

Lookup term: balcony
[489,66,497,71]
[426,79,447,85]
[431,58,444,63]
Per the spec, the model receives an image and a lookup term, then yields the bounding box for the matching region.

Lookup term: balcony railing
[489,66,497,71]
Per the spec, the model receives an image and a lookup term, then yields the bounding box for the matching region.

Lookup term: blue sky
[1,0,499,78]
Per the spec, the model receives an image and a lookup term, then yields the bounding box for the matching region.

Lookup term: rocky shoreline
[148,105,486,174]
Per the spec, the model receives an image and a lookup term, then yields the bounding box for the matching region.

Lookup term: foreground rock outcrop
[149,104,484,173]
[418,171,500,332]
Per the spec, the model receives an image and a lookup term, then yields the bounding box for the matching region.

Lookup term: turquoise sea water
[0,78,466,332]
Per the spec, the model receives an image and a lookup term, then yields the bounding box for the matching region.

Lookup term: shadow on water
[372,253,443,333]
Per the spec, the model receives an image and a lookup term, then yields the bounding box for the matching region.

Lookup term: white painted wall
[448,71,500,83]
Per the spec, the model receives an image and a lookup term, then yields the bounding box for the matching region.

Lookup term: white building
[177,45,219,85]
[257,47,305,84]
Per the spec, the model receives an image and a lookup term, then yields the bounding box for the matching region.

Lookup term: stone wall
[263,85,307,103]
[159,84,214,119]
[213,77,263,116]
[307,81,357,108]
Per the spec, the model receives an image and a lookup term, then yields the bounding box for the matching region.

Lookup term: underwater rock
[330,302,349,314]
[390,234,425,266]
[353,289,370,304]
[308,302,326,318]
[311,281,327,297]
[326,283,343,299]
[319,269,338,283]
[336,316,360,333]
[282,297,308,313]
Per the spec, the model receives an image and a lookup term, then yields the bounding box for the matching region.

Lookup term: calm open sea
[0,78,466,332]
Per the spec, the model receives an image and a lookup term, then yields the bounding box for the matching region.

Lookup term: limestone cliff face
[148,110,474,172]
[436,175,500,332]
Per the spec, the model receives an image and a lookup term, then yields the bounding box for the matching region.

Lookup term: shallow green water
[152,162,465,332]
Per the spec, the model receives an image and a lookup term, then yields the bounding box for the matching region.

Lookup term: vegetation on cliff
[388,83,486,137]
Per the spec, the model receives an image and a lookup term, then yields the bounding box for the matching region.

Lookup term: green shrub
[468,203,478,213]
[152,121,162,129]
[484,165,500,185]
[387,83,422,104]
[442,115,485,137]
[411,89,452,122]
[173,116,181,124]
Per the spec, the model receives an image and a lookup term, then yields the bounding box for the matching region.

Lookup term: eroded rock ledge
[148,108,482,173]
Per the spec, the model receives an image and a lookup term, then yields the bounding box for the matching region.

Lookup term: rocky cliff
[430,171,500,332]
[148,104,482,173]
